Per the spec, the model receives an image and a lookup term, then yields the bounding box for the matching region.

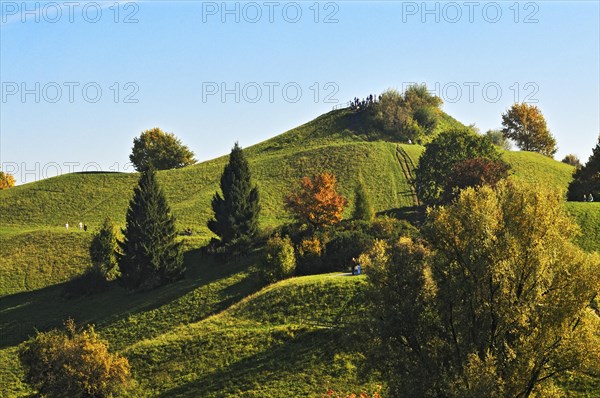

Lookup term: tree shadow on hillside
[0,249,262,349]
[378,205,427,227]
[154,327,365,397]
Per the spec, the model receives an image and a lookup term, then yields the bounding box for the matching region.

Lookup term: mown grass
[124,274,374,397]
[566,202,600,253]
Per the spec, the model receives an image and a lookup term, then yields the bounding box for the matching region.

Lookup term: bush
[262,235,296,282]
[296,236,324,275]
[19,319,132,398]
[443,157,511,202]
[322,229,374,273]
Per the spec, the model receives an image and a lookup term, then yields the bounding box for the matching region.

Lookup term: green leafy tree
[18,319,132,398]
[562,154,582,168]
[90,217,120,281]
[262,234,296,282]
[352,179,374,221]
[484,129,512,151]
[118,168,184,290]
[130,127,196,171]
[208,143,260,245]
[368,181,600,397]
[501,103,557,157]
[414,128,501,205]
[371,85,443,143]
[568,136,600,201]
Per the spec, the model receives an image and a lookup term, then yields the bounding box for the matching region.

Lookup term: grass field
[0,107,596,397]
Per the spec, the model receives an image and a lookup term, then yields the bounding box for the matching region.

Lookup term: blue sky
[1,0,599,184]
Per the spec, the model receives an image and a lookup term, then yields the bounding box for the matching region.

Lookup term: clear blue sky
[1,1,599,184]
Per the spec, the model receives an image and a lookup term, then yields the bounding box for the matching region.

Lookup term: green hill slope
[1,107,597,397]
[0,108,582,298]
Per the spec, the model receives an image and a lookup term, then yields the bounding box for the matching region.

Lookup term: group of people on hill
[65,222,88,232]
[583,194,595,202]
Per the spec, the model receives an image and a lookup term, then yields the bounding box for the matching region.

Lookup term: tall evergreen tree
[208,143,260,245]
[352,179,374,221]
[118,168,184,290]
[568,136,600,201]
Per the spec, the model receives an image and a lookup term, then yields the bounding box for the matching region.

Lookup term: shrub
[323,229,373,273]
[296,236,324,275]
[18,319,132,398]
[262,235,296,282]
[443,157,511,202]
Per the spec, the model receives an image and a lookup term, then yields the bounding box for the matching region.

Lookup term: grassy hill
[1,107,596,397]
[0,250,378,397]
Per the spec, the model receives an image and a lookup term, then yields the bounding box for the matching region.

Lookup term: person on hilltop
[65,223,69,231]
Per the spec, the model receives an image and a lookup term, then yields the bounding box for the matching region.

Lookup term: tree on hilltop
[501,103,557,157]
[130,127,196,171]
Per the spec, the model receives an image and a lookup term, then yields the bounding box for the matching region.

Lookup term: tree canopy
[368,181,600,397]
[285,172,348,228]
[130,127,196,171]
[414,128,503,205]
[0,171,16,189]
[501,103,557,157]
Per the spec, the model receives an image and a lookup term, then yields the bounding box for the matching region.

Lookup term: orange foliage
[286,172,348,228]
[0,171,16,189]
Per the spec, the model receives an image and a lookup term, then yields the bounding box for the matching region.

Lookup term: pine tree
[568,136,600,201]
[353,179,374,221]
[118,168,184,290]
[208,143,260,245]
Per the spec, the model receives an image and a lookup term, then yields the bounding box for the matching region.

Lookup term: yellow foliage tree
[18,319,132,397]
[0,171,16,189]
[369,181,600,397]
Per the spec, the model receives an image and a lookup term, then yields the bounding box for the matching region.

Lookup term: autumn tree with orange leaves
[286,172,348,228]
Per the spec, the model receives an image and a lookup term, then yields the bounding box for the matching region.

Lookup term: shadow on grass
[154,327,360,398]
[379,205,427,226]
[0,248,263,349]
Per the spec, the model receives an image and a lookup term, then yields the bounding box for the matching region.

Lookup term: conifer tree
[118,168,184,290]
[568,136,600,201]
[90,217,120,281]
[352,179,374,221]
[208,143,260,245]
